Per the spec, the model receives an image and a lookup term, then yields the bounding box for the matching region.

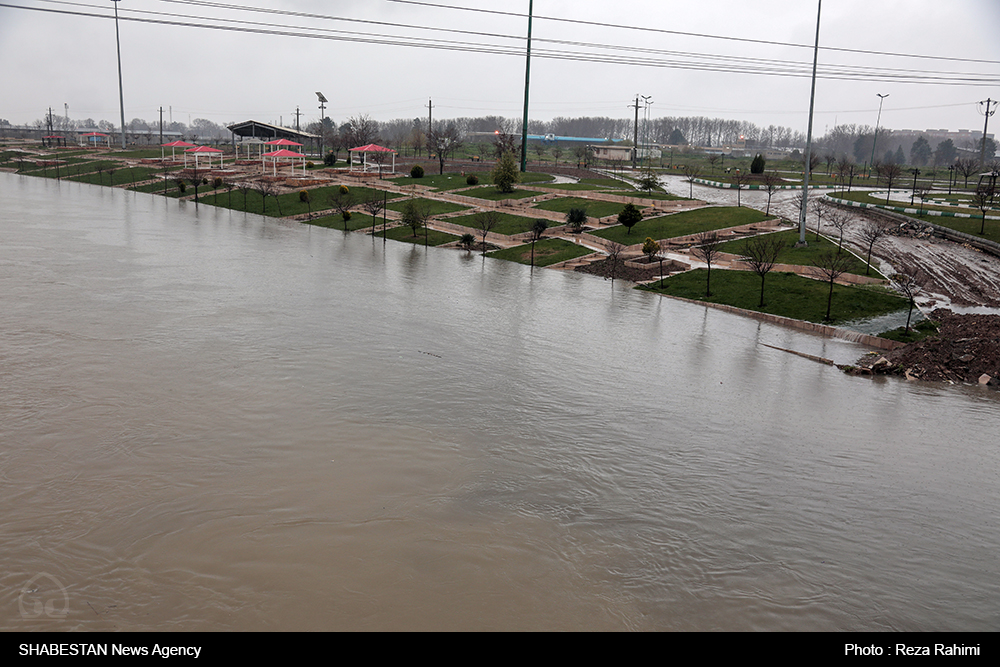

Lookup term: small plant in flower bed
[410,165,425,178]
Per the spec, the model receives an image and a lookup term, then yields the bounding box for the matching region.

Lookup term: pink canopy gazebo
[264,138,303,147]
[183,145,224,169]
[161,140,196,162]
[262,148,307,175]
[80,132,110,149]
[348,143,397,174]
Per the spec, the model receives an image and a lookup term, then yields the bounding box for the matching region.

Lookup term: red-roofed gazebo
[184,145,224,169]
[262,148,307,175]
[162,140,197,162]
[348,143,397,175]
[80,132,111,149]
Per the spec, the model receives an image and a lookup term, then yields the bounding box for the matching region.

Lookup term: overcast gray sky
[2,0,998,134]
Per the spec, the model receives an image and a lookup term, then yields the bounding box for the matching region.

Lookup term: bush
[306,161,314,169]
[213,177,223,188]
[339,184,350,195]
[299,190,310,203]
[617,203,643,233]
[410,164,425,178]
[176,180,186,193]
[466,174,479,186]
[324,152,336,167]
[491,152,520,193]
[566,207,588,233]
[751,154,766,174]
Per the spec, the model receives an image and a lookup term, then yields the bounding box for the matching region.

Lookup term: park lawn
[628,191,687,201]
[390,173,478,191]
[201,184,383,217]
[385,197,469,216]
[68,165,172,187]
[717,229,879,277]
[382,225,459,246]
[445,212,543,236]
[303,212,378,232]
[592,206,770,244]
[641,268,908,325]
[460,186,545,201]
[533,197,635,218]
[488,238,592,267]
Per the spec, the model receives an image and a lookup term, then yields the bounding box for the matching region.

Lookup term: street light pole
[796,0,822,246]
[869,93,889,178]
[112,0,126,149]
[978,98,997,166]
[519,0,533,173]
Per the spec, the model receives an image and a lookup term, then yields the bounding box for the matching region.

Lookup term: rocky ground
[847,309,1000,385]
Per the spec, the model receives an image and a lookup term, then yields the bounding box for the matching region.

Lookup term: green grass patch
[641,269,908,325]
[460,186,545,201]
[303,213,378,232]
[532,197,637,218]
[445,212,543,236]
[198,184,384,217]
[592,206,770,243]
[877,318,938,343]
[487,238,593,267]
[385,196,469,216]
[717,229,878,277]
[381,225,459,246]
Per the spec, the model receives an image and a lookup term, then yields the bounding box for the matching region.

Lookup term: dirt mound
[850,309,1000,385]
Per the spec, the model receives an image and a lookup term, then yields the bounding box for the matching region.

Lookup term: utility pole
[796,0,822,246]
[294,106,301,132]
[426,98,433,158]
[46,107,54,134]
[159,106,163,146]
[112,0,127,149]
[869,93,889,178]
[978,98,997,165]
[519,0,533,173]
[630,95,640,169]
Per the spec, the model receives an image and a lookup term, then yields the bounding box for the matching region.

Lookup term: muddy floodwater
[2,173,998,631]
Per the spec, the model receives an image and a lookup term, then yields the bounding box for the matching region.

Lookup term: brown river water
[2,173,998,631]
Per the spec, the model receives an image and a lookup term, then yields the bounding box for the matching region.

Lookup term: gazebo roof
[349,143,396,153]
[163,140,196,147]
[262,149,306,158]
[81,132,108,137]
[264,138,303,146]
[185,146,223,153]
[227,120,318,142]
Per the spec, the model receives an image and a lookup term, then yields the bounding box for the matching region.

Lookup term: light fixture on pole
[869,93,889,178]
[316,92,328,155]
[112,0,126,149]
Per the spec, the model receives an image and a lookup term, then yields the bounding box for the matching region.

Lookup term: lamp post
[978,98,997,166]
[112,0,126,149]
[869,93,888,178]
[948,164,954,195]
[316,92,327,157]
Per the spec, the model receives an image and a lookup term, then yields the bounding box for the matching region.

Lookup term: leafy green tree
[668,128,686,145]
[637,170,659,192]
[642,236,665,283]
[934,139,957,166]
[893,146,906,166]
[910,136,932,166]
[566,207,588,234]
[401,198,431,238]
[750,153,765,174]
[617,203,643,235]
[491,151,520,193]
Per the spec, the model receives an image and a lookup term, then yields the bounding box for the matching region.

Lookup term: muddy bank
[846,309,1000,385]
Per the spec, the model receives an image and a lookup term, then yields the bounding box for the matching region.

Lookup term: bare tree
[530,219,548,267]
[824,207,850,251]
[706,154,720,173]
[473,209,501,254]
[361,189,387,235]
[255,178,281,216]
[603,241,626,285]
[814,250,855,322]
[876,162,903,204]
[761,171,782,216]
[641,236,664,283]
[857,219,889,275]
[693,231,724,296]
[682,165,701,199]
[400,198,431,243]
[236,180,253,211]
[328,187,356,230]
[345,114,380,148]
[954,157,980,189]
[741,234,785,307]
[492,118,520,158]
[731,169,751,207]
[428,124,463,175]
[972,185,996,235]
[891,266,923,332]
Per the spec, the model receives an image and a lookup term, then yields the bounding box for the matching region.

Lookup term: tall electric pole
[796,0,822,246]
[519,0,533,173]
[426,98,433,158]
[978,98,997,165]
[869,93,889,178]
[112,0,127,149]
[630,96,641,169]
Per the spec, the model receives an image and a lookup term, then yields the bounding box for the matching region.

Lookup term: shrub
[617,203,643,234]
[341,211,352,222]
[213,177,223,188]
[459,233,476,250]
[323,152,336,167]
[176,180,186,193]
[566,207,588,233]
[750,154,766,174]
[466,174,479,186]
[410,164,425,178]
[299,190,310,203]
[491,152,520,193]
[202,177,209,185]
[306,161,314,169]
[339,184,350,195]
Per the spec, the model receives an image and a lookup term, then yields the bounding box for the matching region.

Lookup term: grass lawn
[385,196,469,216]
[717,229,879,277]
[488,238,593,267]
[641,269,908,325]
[392,170,553,190]
[460,186,545,201]
[303,213,378,232]
[533,197,637,218]
[200,185,384,217]
[592,206,770,244]
[381,225,459,246]
[445,212,544,236]
[68,165,174,187]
